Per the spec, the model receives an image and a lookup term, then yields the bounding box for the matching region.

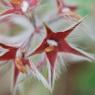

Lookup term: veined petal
[59,41,95,61]
[61,16,86,39]
[28,60,52,91]
[0,8,22,16]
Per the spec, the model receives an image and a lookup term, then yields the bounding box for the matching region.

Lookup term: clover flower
[0,0,95,94]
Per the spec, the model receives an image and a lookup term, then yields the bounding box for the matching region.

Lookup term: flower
[0,33,32,87]
[0,0,40,16]
[56,0,77,13]
[0,0,41,35]
[55,0,81,22]
[29,17,95,89]
[0,15,45,90]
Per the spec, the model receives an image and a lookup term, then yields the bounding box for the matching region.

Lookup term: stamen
[11,0,22,6]
[45,46,55,52]
[15,58,27,73]
[16,49,26,59]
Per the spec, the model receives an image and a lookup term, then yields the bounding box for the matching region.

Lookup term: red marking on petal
[44,24,54,36]
[46,51,57,89]
[0,9,16,16]
[0,43,17,61]
[0,48,17,61]
[46,50,57,68]
[30,18,83,56]
[0,8,23,16]
[59,18,82,39]
[59,41,95,61]
[31,39,48,55]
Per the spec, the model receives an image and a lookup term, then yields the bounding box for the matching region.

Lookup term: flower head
[29,17,95,89]
[0,15,43,89]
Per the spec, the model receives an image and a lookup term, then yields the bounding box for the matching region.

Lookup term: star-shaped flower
[29,18,95,89]
[0,33,33,87]
[0,15,45,90]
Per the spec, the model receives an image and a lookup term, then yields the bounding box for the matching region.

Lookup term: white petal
[29,60,52,92]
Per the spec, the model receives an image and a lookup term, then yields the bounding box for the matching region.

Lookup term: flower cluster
[0,0,94,93]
